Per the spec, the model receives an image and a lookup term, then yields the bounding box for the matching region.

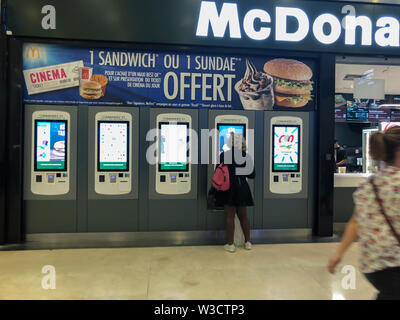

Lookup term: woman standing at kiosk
[215,133,255,253]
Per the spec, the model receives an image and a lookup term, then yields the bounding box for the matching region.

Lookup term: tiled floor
[0,242,377,300]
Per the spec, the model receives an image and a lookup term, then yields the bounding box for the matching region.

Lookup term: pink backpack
[212,163,230,191]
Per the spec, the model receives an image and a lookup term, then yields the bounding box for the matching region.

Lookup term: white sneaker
[224,244,236,253]
[244,241,252,250]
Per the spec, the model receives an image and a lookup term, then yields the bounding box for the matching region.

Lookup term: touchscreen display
[217,124,245,153]
[98,121,129,171]
[272,125,300,172]
[35,120,67,171]
[159,122,188,171]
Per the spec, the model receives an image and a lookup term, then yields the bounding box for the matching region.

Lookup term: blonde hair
[227,133,246,151]
[369,126,400,164]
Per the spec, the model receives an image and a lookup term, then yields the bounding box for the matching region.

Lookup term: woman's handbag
[371,177,400,245]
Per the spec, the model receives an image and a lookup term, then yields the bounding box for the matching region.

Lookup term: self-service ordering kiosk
[269,116,303,194]
[31,110,70,195]
[155,113,192,195]
[94,112,132,195]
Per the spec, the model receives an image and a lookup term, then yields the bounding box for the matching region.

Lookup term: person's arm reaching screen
[328,209,358,274]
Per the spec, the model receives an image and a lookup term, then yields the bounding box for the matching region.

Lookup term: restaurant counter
[334,173,372,231]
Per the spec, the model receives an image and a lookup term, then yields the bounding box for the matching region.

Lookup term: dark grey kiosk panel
[87,107,140,232]
[23,105,78,233]
[148,108,199,231]
[263,111,315,230]
[206,110,256,230]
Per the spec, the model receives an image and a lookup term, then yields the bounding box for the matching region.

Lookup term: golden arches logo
[26,47,41,59]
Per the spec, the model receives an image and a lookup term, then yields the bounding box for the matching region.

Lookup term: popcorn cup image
[235,59,275,110]
[79,66,93,81]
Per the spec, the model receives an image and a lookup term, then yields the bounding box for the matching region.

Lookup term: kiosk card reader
[215,115,248,162]
[270,116,303,194]
[94,112,132,195]
[156,113,191,195]
[31,110,70,195]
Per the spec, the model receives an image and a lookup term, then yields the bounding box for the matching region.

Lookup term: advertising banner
[23,43,316,111]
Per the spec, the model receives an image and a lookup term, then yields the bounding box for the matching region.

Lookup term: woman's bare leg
[224,205,236,245]
[236,206,250,243]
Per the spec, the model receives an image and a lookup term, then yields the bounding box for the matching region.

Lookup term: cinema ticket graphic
[23,60,83,95]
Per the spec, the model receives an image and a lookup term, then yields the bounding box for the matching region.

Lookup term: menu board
[346,107,368,122]
[98,121,129,171]
[35,120,67,171]
[335,107,347,121]
[368,108,391,122]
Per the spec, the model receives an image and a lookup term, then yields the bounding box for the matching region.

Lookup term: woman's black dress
[214,148,255,207]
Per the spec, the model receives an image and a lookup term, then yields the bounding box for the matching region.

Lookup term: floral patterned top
[353,166,400,273]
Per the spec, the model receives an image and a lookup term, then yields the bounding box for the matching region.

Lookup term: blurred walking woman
[215,133,255,253]
[328,127,400,300]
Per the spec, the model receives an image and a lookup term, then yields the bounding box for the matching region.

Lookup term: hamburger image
[264,59,313,108]
[80,80,103,99]
[91,74,108,96]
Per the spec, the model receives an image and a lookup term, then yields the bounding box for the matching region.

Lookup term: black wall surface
[5,38,23,243]
[316,54,336,237]
[0,24,6,244]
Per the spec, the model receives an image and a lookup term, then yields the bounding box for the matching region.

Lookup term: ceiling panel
[336,63,400,95]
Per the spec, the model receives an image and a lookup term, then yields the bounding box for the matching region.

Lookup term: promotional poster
[23,43,316,111]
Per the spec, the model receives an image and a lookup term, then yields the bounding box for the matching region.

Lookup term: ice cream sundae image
[235,59,274,110]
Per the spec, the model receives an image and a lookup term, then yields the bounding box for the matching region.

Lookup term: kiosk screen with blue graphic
[217,124,245,153]
[272,125,300,172]
[35,120,67,171]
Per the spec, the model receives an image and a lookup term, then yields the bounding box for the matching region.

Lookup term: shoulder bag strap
[371,176,400,245]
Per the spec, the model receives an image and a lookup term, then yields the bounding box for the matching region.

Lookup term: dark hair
[369,127,400,164]
[334,139,338,144]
